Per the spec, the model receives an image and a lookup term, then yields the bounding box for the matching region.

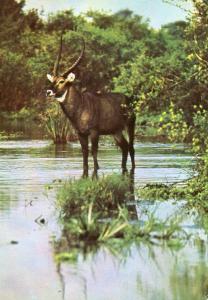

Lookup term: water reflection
[54,239,208,300]
[170,260,208,300]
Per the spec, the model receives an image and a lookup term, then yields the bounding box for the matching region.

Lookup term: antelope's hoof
[82,172,88,178]
[122,168,128,175]
[130,168,135,175]
[92,171,98,179]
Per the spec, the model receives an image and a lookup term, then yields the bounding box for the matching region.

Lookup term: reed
[41,102,75,144]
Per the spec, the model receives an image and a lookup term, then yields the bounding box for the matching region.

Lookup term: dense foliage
[0,1,188,112]
[2,0,208,152]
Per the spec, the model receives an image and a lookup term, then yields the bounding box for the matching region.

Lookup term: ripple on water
[0,140,51,149]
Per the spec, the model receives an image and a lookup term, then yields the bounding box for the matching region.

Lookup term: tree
[24,9,44,31]
[0,0,25,48]
[45,10,79,33]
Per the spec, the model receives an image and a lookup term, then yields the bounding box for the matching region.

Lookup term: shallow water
[0,140,207,300]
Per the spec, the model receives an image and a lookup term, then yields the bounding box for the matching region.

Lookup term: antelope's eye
[59,80,65,84]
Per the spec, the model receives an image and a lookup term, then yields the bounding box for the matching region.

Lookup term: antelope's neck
[60,85,81,121]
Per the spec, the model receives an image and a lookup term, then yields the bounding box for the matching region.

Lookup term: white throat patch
[56,89,68,103]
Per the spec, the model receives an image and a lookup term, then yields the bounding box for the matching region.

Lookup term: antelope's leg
[90,130,99,176]
[114,132,129,174]
[78,133,89,177]
[127,116,136,170]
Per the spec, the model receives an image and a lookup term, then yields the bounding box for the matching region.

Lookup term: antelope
[46,36,136,177]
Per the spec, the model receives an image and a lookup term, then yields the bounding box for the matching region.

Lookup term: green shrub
[158,102,189,143]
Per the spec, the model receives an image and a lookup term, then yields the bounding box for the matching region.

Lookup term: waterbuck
[46,36,135,177]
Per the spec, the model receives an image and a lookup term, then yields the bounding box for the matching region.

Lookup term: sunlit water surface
[0,140,207,300]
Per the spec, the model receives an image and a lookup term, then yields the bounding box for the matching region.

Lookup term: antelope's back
[96,92,130,134]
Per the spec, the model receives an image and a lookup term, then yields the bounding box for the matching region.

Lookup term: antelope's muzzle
[46,90,55,97]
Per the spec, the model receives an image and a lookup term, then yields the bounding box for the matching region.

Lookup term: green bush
[158,103,189,143]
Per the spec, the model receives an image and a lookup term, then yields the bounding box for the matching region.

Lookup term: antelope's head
[46,35,85,103]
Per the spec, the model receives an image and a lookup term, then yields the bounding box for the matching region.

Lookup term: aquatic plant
[54,207,187,262]
[57,174,131,218]
[137,169,208,217]
[138,183,186,201]
[125,211,187,242]
[62,205,129,243]
[170,262,208,300]
[40,101,75,144]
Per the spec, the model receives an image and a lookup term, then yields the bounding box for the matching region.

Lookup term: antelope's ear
[67,72,76,82]
[47,74,54,83]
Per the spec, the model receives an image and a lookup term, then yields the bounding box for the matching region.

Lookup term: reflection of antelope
[46,36,135,177]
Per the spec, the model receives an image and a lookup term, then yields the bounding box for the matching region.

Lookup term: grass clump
[56,174,131,246]
[62,205,129,244]
[57,174,131,218]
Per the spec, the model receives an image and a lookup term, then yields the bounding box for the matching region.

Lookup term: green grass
[57,174,131,218]
[0,107,36,120]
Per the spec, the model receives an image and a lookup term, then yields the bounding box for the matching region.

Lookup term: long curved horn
[53,34,63,76]
[62,38,85,78]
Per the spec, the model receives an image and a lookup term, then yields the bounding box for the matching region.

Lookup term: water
[0,140,206,300]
